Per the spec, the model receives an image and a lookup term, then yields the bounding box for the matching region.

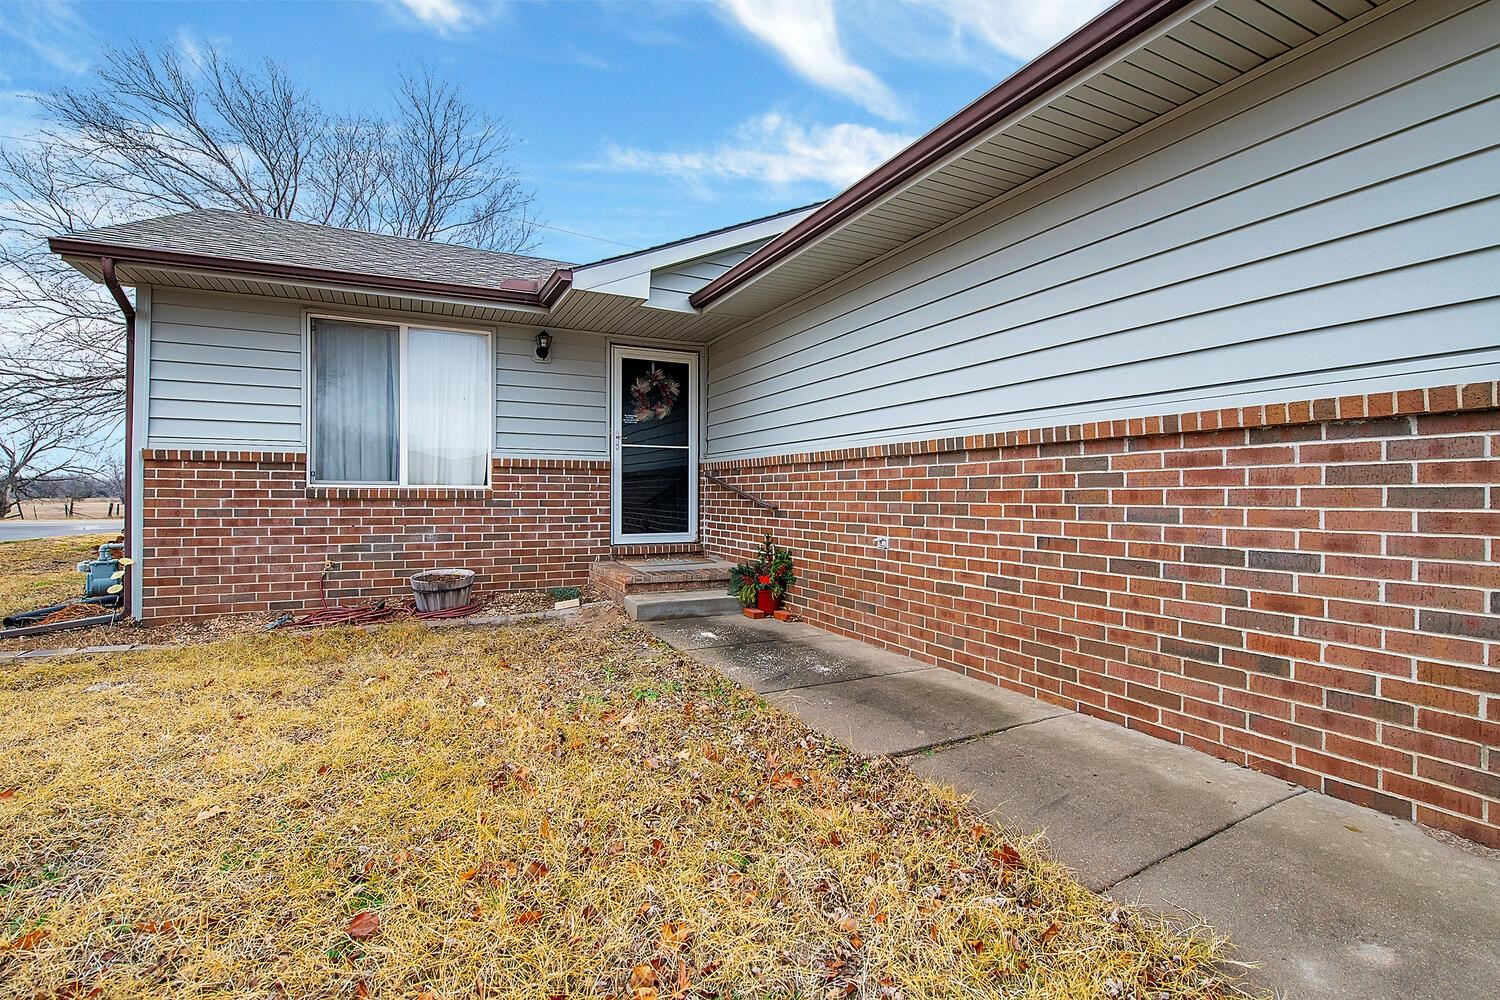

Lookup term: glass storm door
[611,346,697,544]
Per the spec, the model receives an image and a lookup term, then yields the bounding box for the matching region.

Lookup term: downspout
[99,257,135,616]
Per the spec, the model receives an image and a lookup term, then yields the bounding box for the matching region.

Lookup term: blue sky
[1,0,1107,264]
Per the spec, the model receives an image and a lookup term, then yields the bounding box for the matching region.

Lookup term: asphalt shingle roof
[62,209,572,287]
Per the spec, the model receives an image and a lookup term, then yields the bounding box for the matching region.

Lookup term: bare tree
[0,45,540,437]
[0,417,96,519]
[376,70,539,248]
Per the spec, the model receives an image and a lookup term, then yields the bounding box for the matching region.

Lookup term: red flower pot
[756,590,779,613]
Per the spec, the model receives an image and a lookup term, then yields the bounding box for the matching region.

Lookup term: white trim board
[609,344,699,545]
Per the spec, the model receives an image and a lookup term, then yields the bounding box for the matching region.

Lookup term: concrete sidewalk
[648,614,1500,1000]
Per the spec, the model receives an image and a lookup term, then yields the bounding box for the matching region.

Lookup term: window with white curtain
[310,316,491,487]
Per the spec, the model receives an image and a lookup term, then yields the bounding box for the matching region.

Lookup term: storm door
[610,347,697,543]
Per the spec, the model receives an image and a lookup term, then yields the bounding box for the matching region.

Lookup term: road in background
[0,521,122,542]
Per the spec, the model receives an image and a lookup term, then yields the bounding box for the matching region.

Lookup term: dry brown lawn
[5,498,120,520]
[1,614,1256,998]
[0,534,118,619]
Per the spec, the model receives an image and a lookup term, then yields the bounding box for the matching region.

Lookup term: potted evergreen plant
[727,534,796,614]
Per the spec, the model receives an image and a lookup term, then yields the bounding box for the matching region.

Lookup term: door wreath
[630,366,681,422]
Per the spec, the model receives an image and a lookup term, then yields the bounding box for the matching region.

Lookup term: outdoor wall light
[534,329,552,363]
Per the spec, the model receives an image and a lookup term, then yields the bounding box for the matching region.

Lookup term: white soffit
[568,204,819,302]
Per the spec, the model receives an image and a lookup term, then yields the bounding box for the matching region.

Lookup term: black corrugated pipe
[99,257,134,617]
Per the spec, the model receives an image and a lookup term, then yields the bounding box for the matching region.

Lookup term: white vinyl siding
[705,0,1500,460]
[147,287,303,447]
[146,287,611,459]
[647,242,764,312]
[493,328,609,458]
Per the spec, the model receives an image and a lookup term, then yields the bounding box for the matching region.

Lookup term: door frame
[610,344,699,545]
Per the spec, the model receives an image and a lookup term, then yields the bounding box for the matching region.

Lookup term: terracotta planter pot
[756,590,779,613]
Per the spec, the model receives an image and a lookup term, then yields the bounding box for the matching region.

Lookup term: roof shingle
[60,209,572,288]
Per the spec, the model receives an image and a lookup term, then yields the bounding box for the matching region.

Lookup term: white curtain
[313,320,398,482]
[407,328,490,486]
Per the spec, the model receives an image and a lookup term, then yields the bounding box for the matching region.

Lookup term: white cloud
[0,0,92,75]
[596,112,912,192]
[716,0,904,122]
[926,0,1112,61]
[175,28,207,70]
[390,0,490,34]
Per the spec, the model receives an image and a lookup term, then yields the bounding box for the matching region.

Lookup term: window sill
[305,484,492,500]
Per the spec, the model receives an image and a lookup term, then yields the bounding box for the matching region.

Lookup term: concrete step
[624,588,741,622]
[591,557,734,602]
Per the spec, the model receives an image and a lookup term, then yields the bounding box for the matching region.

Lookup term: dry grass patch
[0,534,118,618]
[0,535,585,650]
[1,613,1258,998]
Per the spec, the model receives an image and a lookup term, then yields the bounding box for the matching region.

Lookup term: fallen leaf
[991,842,1022,870]
[513,909,542,926]
[345,911,379,940]
[6,928,47,950]
[191,805,231,825]
[1039,921,1062,945]
[132,920,175,934]
[658,920,692,951]
[0,787,16,801]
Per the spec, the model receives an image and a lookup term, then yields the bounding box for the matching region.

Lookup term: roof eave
[688,0,1195,310]
[538,267,573,307]
[569,204,821,296]
[48,235,571,308]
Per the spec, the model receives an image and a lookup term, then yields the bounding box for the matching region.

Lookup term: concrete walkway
[648,614,1500,1000]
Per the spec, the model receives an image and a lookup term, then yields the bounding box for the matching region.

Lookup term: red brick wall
[140,451,609,620]
[701,382,1500,846]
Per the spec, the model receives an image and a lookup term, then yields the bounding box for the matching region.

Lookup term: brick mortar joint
[142,449,609,472]
[701,381,1500,472]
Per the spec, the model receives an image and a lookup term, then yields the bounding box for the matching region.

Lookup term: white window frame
[610,344,698,545]
[305,311,494,488]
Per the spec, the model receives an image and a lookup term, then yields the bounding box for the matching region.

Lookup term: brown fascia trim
[538,267,573,306]
[48,236,574,308]
[689,0,1195,310]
